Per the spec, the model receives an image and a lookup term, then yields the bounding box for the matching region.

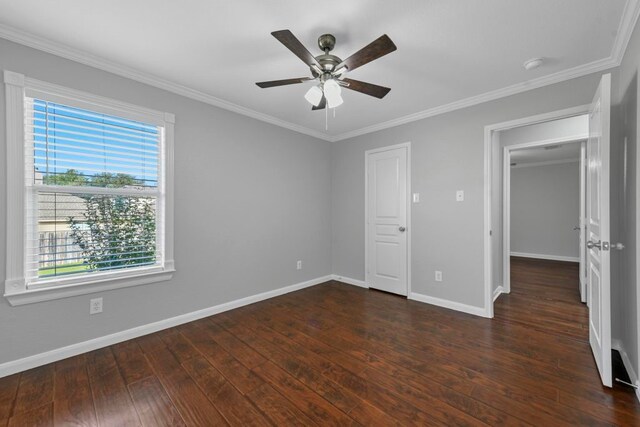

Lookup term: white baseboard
[510,252,579,263]
[493,286,504,302]
[612,339,640,403]
[0,274,332,379]
[332,276,488,319]
[330,274,368,288]
[408,292,489,318]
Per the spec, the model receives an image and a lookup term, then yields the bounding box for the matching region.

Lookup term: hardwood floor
[1,258,639,426]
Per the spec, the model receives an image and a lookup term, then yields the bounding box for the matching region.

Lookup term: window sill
[4,264,175,306]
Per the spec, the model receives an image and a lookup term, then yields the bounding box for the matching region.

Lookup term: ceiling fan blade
[256,77,312,88]
[336,34,397,73]
[341,78,391,99]
[312,95,326,110]
[272,30,322,68]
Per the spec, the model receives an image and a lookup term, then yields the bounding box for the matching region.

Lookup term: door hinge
[489,230,492,236]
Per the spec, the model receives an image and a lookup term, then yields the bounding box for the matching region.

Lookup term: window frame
[4,70,175,306]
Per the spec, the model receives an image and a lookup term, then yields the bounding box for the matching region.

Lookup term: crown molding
[0,24,332,142]
[331,57,616,141]
[0,0,638,144]
[331,0,640,142]
[611,0,640,63]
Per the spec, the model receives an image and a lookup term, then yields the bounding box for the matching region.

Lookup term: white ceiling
[511,141,582,166]
[0,0,636,140]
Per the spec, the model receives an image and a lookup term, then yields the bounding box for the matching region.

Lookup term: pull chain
[325,106,328,131]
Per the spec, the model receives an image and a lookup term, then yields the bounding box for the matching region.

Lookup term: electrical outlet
[90,297,103,315]
[456,190,464,202]
[296,260,302,270]
[435,271,443,282]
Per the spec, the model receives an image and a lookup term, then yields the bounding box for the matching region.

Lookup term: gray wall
[510,162,580,259]
[0,38,332,365]
[331,71,612,310]
[613,12,640,385]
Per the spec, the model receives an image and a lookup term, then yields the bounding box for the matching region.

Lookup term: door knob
[573,226,581,231]
[399,226,406,232]
[587,240,602,250]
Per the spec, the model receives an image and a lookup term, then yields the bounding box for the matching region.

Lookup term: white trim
[484,104,591,317]
[579,141,587,303]
[483,126,494,317]
[505,134,589,151]
[24,76,167,126]
[332,59,612,142]
[0,0,638,143]
[0,274,333,379]
[330,274,368,288]
[5,267,175,306]
[612,0,640,62]
[408,292,488,318]
[364,142,411,297]
[612,339,640,402]
[493,285,504,302]
[4,71,176,303]
[510,158,580,169]
[487,106,591,135]
[503,146,511,294]
[4,70,26,304]
[510,252,580,263]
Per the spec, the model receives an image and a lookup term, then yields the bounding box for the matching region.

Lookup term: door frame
[364,142,412,296]
[484,105,590,317]
[579,141,588,304]
[502,136,588,294]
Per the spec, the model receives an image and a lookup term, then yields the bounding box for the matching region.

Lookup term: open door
[586,73,612,387]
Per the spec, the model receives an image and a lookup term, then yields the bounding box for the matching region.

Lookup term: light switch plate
[412,193,420,203]
[456,190,464,202]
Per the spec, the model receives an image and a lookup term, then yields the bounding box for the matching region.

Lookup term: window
[4,71,174,305]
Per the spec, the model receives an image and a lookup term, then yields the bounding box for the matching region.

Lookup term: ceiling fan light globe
[326,92,343,108]
[323,79,341,97]
[304,85,323,106]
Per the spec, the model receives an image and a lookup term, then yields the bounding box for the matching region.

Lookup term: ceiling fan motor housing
[310,34,343,76]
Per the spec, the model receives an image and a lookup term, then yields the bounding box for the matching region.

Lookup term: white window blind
[24,97,164,284]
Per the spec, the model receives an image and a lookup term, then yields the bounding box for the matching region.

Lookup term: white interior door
[366,145,408,296]
[579,141,587,303]
[587,73,612,387]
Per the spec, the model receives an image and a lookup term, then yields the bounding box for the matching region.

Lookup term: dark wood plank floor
[1,257,639,426]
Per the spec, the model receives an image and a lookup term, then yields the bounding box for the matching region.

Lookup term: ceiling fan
[256,30,397,110]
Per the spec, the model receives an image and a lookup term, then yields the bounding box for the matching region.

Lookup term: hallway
[496,257,585,340]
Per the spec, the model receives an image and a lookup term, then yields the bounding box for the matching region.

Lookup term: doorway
[365,143,411,296]
[484,72,613,388]
[503,137,587,299]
